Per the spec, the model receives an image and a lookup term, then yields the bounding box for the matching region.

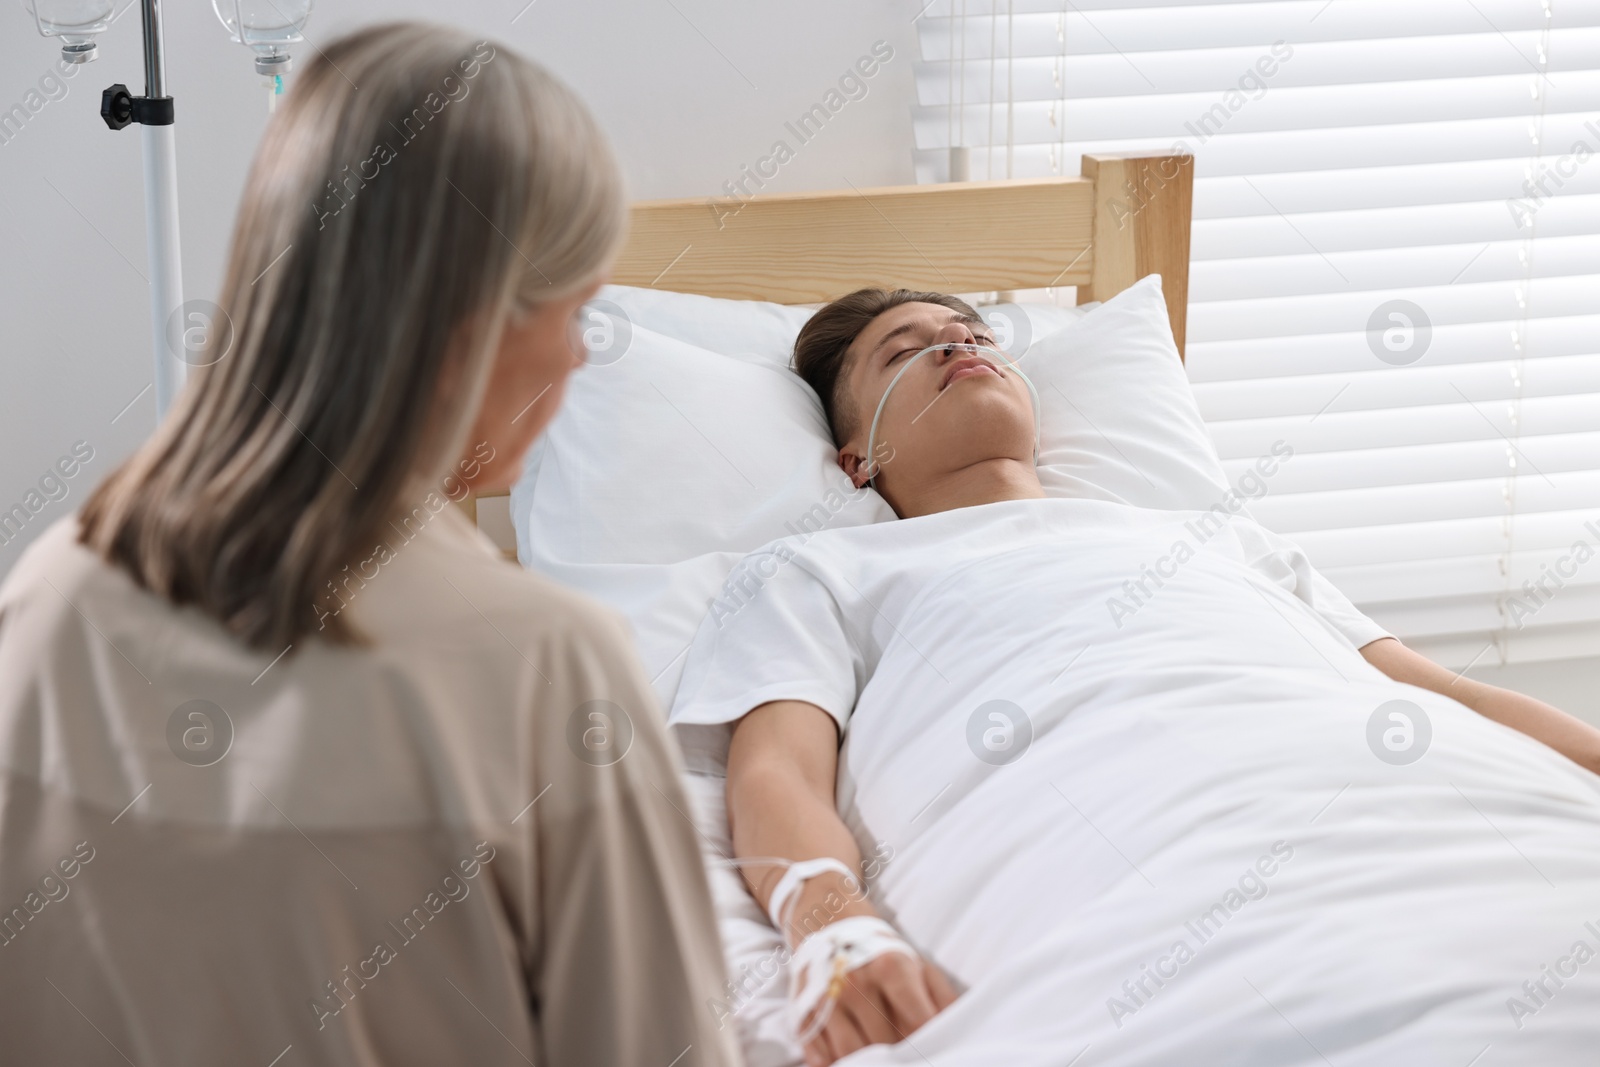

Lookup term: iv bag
[24,0,113,63]
[211,0,313,75]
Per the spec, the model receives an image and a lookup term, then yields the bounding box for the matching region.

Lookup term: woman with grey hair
[0,22,736,1067]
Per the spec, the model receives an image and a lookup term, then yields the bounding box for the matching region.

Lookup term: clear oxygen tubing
[862,341,1041,489]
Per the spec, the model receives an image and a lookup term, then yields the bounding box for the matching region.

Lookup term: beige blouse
[0,506,739,1067]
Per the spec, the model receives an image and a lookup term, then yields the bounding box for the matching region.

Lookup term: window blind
[915,0,1600,669]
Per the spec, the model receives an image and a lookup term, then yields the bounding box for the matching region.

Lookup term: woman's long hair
[78,22,625,649]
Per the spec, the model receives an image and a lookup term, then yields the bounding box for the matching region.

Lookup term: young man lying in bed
[668,288,1600,1067]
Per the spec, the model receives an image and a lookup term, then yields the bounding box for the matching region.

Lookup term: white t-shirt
[668,497,1390,761]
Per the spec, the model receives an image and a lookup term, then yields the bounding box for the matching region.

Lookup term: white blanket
[671,499,1600,1064]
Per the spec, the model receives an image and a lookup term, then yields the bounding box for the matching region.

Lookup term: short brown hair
[793,289,980,445]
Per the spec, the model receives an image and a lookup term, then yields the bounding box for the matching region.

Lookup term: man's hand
[727,701,962,1061]
[801,951,958,1067]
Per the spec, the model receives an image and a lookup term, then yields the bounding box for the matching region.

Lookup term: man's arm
[1360,636,1600,776]
[728,700,956,1067]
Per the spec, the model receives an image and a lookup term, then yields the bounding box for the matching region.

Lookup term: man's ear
[838,447,872,489]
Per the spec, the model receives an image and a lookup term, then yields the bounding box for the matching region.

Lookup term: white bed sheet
[678,499,1600,1065]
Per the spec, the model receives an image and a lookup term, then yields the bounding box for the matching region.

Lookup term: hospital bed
[466,156,1600,1066]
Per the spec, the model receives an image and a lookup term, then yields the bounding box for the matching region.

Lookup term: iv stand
[100,0,185,423]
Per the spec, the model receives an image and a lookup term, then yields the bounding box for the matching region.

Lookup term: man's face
[837,301,1037,497]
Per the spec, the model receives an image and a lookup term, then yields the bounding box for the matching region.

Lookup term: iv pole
[100,0,186,423]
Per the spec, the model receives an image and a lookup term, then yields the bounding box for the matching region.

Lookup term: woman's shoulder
[354,505,634,656]
[471,555,630,646]
[0,515,112,612]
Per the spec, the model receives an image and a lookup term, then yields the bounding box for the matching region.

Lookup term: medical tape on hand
[863,342,1042,488]
[765,856,858,935]
[786,915,918,1045]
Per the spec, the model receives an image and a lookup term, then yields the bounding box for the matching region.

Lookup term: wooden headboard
[464,150,1194,555]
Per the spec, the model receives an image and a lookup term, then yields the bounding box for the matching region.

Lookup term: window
[915,0,1600,668]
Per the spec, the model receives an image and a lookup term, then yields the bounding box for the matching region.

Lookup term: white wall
[4,1,1597,723]
[0,0,921,570]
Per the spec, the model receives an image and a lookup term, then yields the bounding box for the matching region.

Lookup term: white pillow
[512,277,1222,709]
[512,286,895,709]
[514,309,871,566]
[1025,273,1230,509]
